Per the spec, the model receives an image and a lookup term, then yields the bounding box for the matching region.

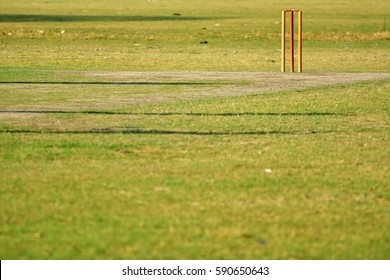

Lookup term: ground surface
[77,71,390,101]
[2,71,390,107]
[1,0,389,260]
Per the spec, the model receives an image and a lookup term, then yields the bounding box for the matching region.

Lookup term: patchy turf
[0,0,389,260]
[1,73,390,259]
[1,71,389,109]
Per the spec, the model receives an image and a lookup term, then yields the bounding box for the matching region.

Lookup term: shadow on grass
[0,111,345,135]
[0,81,215,86]
[0,110,352,117]
[0,14,220,22]
[0,128,331,136]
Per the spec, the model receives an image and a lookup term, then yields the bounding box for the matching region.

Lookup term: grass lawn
[0,0,389,259]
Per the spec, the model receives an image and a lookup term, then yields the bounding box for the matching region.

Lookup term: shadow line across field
[0,128,333,136]
[0,110,350,117]
[0,109,346,136]
[0,81,214,86]
[0,14,221,22]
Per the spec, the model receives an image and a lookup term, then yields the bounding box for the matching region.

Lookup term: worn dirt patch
[1,71,389,110]
[85,71,390,103]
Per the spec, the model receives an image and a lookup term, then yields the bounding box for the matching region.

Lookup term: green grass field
[0,0,389,259]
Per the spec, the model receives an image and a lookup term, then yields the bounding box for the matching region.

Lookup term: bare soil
[86,71,390,103]
[1,71,389,112]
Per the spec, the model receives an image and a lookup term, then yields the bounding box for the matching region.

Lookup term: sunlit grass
[0,0,389,260]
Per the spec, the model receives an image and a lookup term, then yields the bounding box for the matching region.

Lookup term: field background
[0,0,389,259]
[1,0,389,71]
